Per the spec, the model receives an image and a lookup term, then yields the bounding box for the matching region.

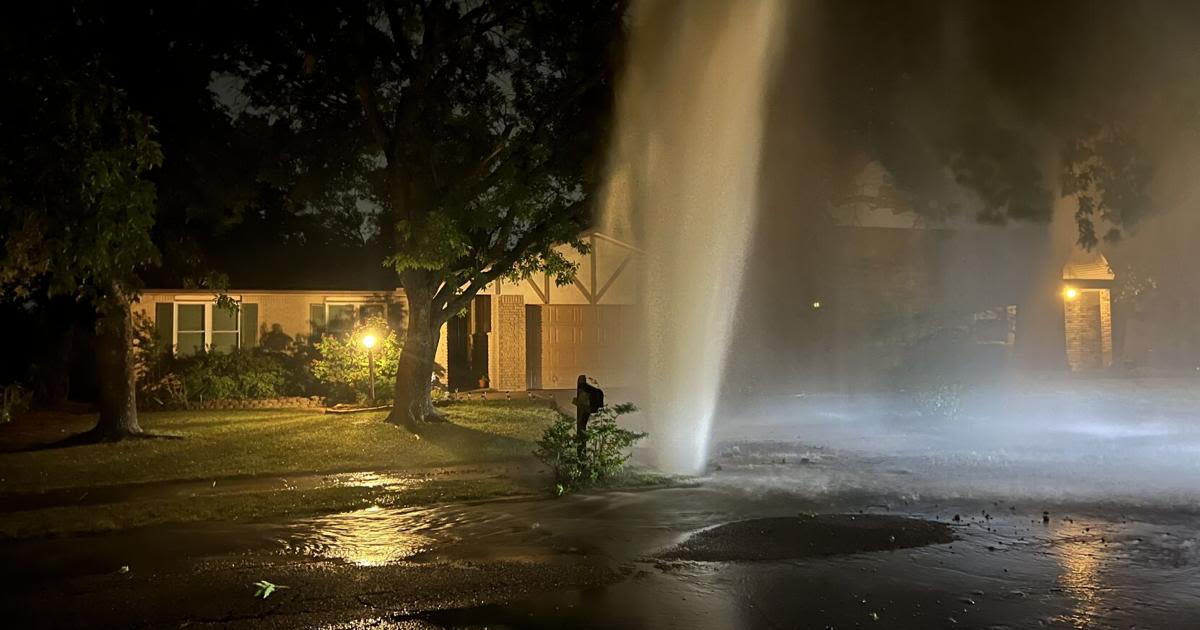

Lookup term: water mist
[601,0,787,474]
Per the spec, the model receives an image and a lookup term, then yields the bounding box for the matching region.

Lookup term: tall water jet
[601,0,787,473]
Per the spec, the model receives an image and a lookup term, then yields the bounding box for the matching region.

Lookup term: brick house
[136,222,1113,393]
[806,225,1118,377]
[134,230,641,392]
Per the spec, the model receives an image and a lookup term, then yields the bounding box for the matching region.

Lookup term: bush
[132,312,317,405]
[176,349,288,401]
[1,383,31,423]
[311,316,400,405]
[534,403,646,494]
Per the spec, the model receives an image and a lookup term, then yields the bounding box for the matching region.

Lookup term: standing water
[601,0,787,474]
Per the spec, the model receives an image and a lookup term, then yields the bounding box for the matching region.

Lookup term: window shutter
[154,302,174,354]
[241,303,259,348]
[309,303,326,334]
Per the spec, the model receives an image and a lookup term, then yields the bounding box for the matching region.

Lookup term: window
[312,302,388,337]
[971,306,1017,347]
[327,304,356,335]
[174,302,241,355]
[177,304,206,356]
[212,304,240,353]
[359,303,385,322]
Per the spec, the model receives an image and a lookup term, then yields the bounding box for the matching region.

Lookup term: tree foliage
[807,0,1182,248]
[227,0,624,304]
[0,13,167,438]
[1060,127,1154,249]
[0,63,162,311]
[222,0,627,423]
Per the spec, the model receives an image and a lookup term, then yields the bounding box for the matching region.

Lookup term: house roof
[1062,251,1115,281]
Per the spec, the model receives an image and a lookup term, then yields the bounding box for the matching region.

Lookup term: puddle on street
[278,506,440,566]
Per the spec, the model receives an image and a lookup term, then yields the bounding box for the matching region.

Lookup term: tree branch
[436,197,588,323]
[453,69,603,202]
[380,0,417,71]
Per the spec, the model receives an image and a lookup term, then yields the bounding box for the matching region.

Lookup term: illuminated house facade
[134,230,641,392]
[136,223,1114,393]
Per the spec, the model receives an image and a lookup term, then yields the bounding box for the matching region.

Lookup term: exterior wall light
[1064,287,1079,300]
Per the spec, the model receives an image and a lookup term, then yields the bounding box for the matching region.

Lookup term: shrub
[311,316,400,405]
[1,383,31,423]
[132,312,317,405]
[133,313,185,406]
[176,349,288,401]
[534,403,646,493]
[272,340,325,398]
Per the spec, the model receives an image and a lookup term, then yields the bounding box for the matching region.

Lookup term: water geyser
[602,0,787,474]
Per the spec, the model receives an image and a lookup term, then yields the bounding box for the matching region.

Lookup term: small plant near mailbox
[534,402,646,493]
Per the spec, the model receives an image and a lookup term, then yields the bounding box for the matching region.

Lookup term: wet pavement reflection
[3,453,1200,628]
[259,471,1200,628]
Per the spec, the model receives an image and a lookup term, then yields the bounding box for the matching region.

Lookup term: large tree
[0,2,271,437]
[227,0,626,427]
[0,55,162,439]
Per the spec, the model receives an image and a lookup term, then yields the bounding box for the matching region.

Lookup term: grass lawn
[0,399,560,494]
[0,399,675,538]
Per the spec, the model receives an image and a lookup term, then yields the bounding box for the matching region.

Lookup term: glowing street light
[361,332,378,405]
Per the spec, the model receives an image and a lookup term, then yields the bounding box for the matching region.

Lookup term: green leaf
[252,580,288,599]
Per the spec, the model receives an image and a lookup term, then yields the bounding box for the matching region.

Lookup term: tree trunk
[388,276,446,429]
[91,292,143,440]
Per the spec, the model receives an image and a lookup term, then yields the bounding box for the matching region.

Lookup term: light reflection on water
[254,464,1200,628]
[321,472,426,490]
[1054,527,1107,629]
[279,506,439,566]
[276,502,535,567]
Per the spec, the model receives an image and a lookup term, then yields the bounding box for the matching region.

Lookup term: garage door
[528,305,633,389]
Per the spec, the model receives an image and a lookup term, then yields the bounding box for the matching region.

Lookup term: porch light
[1063,287,1079,300]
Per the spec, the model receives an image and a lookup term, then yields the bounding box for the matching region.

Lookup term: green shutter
[309,303,326,334]
[240,303,259,348]
[154,302,174,354]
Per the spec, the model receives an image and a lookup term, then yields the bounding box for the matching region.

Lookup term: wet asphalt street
[3,442,1200,629]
